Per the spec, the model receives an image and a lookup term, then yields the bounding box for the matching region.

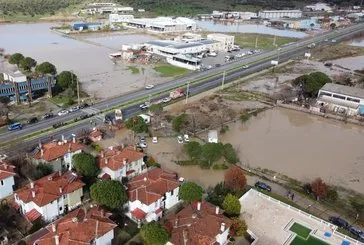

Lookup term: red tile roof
[32,141,84,161]
[128,168,181,205]
[131,208,147,220]
[0,161,16,181]
[15,171,85,207]
[166,201,232,245]
[89,129,103,139]
[98,146,144,171]
[26,208,42,222]
[34,207,117,245]
[101,173,111,180]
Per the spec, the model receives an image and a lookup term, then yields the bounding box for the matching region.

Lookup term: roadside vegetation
[127,66,141,75]
[153,64,189,77]
[234,33,297,50]
[312,43,364,61]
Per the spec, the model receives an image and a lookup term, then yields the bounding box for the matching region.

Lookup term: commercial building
[211,11,257,20]
[317,83,364,116]
[82,3,133,15]
[167,54,201,70]
[165,201,232,245]
[2,70,26,83]
[72,22,104,31]
[0,161,16,199]
[258,10,303,19]
[97,145,145,181]
[124,17,197,32]
[126,168,181,224]
[207,33,235,51]
[14,171,85,222]
[30,207,117,245]
[109,13,134,23]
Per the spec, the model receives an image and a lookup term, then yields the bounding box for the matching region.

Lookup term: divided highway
[1,22,364,155]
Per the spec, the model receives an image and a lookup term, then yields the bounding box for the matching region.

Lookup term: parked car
[329,216,348,228]
[69,106,80,113]
[145,84,155,90]
[162,97,171,103]
[177,136,184,144]
[197,54,203,59]
[348,226,364,238]
[208,52,217,57]
[183,134,190,142]
[215,64,221,68]
[139,142,147,148]
[152,137,158,143]
[254,181,272,192]
[242,65,249,69]
[8,122,22,131]
[58,110,69,116]
[79,103,89,109]
[43,113,54,119]
[139,103,149,110]
[139,136,146,143]
[27,117,38,124]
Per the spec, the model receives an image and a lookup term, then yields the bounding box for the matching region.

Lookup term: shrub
[172,113,187,132]
[213,163,229,170]
[223,143,239,164]
[325,188,339,203]
[230,218,248,236]
[222,194,241,217]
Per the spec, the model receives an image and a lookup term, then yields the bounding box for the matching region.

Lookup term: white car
[139,142,147,148]
[152,137,158,143]
[183,134,190,142]
[58,110,69,116]
[208,52,217,57]
[69,106,80,113]
[177,136,184,144]
[162,97,171,103]
[178,177,185,182]
[139,103,149,110]
[145,84,155,90]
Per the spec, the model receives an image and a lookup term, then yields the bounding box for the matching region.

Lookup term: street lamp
[221,71,226,90]
[185,82,190,104]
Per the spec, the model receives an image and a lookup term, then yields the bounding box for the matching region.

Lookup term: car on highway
[139,103,149,110]
[8,122,22,131]
[152,136,158,143]
[43,113,54,119]
[215,64,221,68]
[145,84,155,90]
[177,136,184,144]
[27,117,38,124]
[254,181,272,192]
[242,65,249,69]
[79,103,89,109]
[206,65,213,70]
[348,226,364,239]
[183,134,190,142]
[329,216,348,228]
[58,110,69,116]
[69,106,80,113]
[162,97,171,103]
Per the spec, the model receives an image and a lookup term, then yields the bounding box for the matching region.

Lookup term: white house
[98,146,145,181]
[0,162,16,199]
[32,207,117,245]
[165,201,232,245]
[31,138,85,171]
[14,171,85,222]
[2,71,27,83]
[126,168,181,223]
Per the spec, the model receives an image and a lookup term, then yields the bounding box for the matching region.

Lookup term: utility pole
[221,71,226,90]
[148,94,151,105]
[76,74,80,106]
[273,35,277,47]
[255,35,258,49]
[185,82,190,104]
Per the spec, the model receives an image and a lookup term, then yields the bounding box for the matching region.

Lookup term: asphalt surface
[1,22,364,156]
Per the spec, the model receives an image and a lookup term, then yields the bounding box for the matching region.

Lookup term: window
[333,94,346,100]
[59,207,63,211]
[63,195,66,199]
[347,97,360,103]
[1,180,3,186]
[320,91,332,97]
[171,189,174,196]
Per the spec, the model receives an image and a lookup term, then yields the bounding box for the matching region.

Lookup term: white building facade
[258,10,302,19]
[207,33,235,51]
[0,163,16,199]
[2,71,27,83]
[124,17,197,32]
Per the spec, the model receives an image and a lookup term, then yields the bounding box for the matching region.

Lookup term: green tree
[148,104,163,115]
[223,143,239,164]
[56,71,77,89]
[222,194,241,217]
[125,116,148,133]
[20,57,37,71]
[230,218,248,236]
[202,142,224,164]
[179,181,204,203]
[8,53,24,67]
[140,221,170,245]
[349,195,364,214]
[90,180,128,209]
[172,113,187,132]
[292,72,331,97]
[35,61,57,75]
[72,152,99,178]
[183,141,202,160]
[206,182,230,207]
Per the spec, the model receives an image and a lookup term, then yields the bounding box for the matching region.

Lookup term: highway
[1,22,364,156]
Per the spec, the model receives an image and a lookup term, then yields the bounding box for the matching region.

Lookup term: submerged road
[1,23,364,156]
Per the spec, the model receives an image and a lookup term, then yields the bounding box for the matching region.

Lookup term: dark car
[348,226,364,238]
[329,216,349,228]
[215,64,221,67]
[79,103,89,109]
[255,181,272,192]
[27,117,38,124]
[43,113,54,119]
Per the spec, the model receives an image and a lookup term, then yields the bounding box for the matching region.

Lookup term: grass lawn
[153,64,190,77]
[49,94,72,107]
[290,223,311,239]
[127,66,140,74]
[233,33,297,50]
[290,236,330,245]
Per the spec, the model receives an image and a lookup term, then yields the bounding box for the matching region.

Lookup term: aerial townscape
[1,0,364,244]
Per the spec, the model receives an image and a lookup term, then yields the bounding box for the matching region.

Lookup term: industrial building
[258,10,302,19]
[72,22,103,31]
[167,54,201,70]
[109,14,134,23]
[211,11,257,20]
[124,17,197,32]
[317,83,364,116]
[81,3,133,15]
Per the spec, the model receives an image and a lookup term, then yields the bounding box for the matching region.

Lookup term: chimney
[61,135,65,143]
[52,223,56,232]
[123,158,127,165]
[105,158,108,164]
[55,235,59,245]
[215,206,220,215]
[3,164,7,169]
[58,170,62,176]
[183,229,188,245]
[38,142,42,149]
[121,143,125,149]
[30,182,34,189]
[68,144,71,153]
[101,151,104,158]
[40,148,44,156]
[59,187,63,193]
[100,209,104,217]
[31,190,36,198]
[197,202,201,211]
[72,136,76,144]
[220,223,226,233]
[174,217,179,228]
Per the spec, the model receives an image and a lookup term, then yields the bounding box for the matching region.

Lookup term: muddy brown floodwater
[220,107,364,194]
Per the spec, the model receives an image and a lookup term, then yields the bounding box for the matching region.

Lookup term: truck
[170,88,185,99]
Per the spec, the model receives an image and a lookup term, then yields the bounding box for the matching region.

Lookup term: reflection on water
[196,20,308,38]
[220,108,364,193]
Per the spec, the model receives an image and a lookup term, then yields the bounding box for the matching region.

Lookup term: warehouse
[72,22,103,31]
[258,10,302,19]
[124,17,197,32]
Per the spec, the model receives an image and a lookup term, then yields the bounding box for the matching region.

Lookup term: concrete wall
[215,228,230,245]
[96,229,114,245]
[0,176,15,199]
[167,58,200,71]
[66,188,83,210]
[164,187,180,209]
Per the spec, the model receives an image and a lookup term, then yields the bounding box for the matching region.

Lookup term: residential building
[14,171,85,222]
[126,168,181,223]
[165,201,232,245]
[0,162,16,199]
[30,138,84,171]
[258,10,303,19]
[2,71,27,83]
[30,207,117,245]
[98,146,145,181]
[208,130,218,143]
[89,128,103,142]
[207,33,235,51]
[304,3,333,12]
[317,83,364,116]
[124,17,197,32]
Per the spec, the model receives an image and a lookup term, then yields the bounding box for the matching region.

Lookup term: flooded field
[220,108,364,193]
[0,23,160,99]
[330,55,364,71]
